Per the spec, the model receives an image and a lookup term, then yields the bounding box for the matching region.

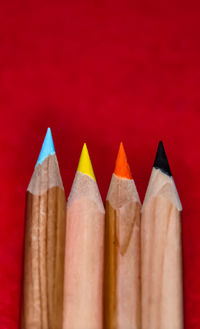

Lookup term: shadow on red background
[0,1,200,328]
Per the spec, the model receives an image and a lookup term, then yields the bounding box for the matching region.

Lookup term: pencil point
[35,128,55,167]
[114,142,132,179]
[153,141,172,176]
[77,143,96,181]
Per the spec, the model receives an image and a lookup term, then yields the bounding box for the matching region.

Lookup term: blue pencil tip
[35,128,55,167]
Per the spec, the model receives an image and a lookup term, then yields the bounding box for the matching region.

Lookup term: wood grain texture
[20,186,66,329]
[104,201,118,329]
[104,200,141,329]
[141,196,183,329]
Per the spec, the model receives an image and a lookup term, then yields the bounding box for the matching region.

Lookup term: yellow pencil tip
[77,143,96,181]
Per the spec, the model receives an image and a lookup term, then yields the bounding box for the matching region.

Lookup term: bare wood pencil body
[104,174,141,329]
[141,167,183,329]
[20,154,66,329]
[63,171,105,329]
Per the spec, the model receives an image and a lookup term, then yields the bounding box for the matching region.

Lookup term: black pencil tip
[153,141,172,176]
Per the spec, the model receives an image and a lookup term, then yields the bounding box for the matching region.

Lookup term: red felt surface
[0,1,200,328]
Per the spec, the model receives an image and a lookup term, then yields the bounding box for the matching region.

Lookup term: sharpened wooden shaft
[63,198,104,329]
[104,200,141,329]
[141,196,183,329]
[20,187,66,329]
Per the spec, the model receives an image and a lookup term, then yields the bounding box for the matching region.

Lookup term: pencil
[104,142,141,329]
[141,141,183,329]
[20,128,66,329]
[63,143,105,329]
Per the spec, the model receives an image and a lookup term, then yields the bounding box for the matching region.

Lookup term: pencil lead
[153,141,172,176]
[114,142,132,179]
[77,143,96,181]
[35,127,55,167]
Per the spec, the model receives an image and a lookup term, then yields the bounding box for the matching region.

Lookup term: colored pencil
[104,142,141,329]
[141,141,183,329]
[20,128,66,329]
[63,143,105,329]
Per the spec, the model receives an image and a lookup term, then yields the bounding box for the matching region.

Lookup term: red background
[0,1,200,328]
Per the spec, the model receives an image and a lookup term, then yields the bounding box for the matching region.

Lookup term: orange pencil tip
[114,142,132,179]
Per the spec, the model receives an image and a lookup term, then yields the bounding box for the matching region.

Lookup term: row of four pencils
[20,128,183,329]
